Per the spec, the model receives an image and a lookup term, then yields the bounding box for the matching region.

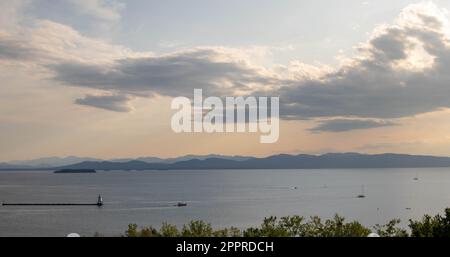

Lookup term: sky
[2,0,450,161]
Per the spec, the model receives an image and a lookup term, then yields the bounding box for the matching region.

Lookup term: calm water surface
[1,168,450,236]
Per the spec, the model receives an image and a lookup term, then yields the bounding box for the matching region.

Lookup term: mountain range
[3,153,450,170]
[0,154,252,170]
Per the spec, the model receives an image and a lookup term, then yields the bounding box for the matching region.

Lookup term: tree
[409,208,450,237]
[373,219,408,237]
[160,222,180,237]
[181,220,213,237]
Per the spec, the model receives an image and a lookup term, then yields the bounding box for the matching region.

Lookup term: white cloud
[0,19,150,66]
[2,0,450,126]
[280,2,450,120]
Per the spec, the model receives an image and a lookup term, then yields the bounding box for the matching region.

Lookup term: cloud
[0,36,39,60]
[50,48,282,97]
[0,19,148,65]
[3,1,450,123]
[44,2,450,119]
[0,0,29,31]
[65,0,125,22]
[75,94,134,112]
[280,2,450,120]
[310,119,397,133]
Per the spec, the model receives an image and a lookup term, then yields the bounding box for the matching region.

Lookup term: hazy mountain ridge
[8,156,103,168]
[4,153,448,170]
[0,163,33,169]
[1,155,253,169]
[115,154,253,164]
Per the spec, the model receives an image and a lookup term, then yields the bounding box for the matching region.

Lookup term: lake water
[1,168,450,237]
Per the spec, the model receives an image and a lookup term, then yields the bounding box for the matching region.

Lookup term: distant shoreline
[3,167,450,172]
[4,153,450,171]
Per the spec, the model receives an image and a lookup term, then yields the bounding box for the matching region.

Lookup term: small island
[54,169,97,174]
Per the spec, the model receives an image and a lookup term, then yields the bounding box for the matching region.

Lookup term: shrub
[121,209,450,237]
[409,208,450,237]
[373,219,408,237]
[181,220,213,237]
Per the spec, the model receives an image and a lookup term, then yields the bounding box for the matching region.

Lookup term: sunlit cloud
[2,1,450,159]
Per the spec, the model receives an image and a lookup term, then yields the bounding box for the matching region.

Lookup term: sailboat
[357,185,366,198]
[97,195,103,206]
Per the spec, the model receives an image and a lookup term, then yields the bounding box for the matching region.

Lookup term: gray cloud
[3,2,450,127]
[310,119,397,133]
[0,37,40,60]
[75,94,133,112]
[47,4,450,120]
[50,48,281,98]
[370,28,409,61]
[280,10,450,120]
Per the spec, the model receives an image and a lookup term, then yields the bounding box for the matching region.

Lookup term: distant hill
[8,156,103,168]
[3,155,252,168]
[0,163,33,170]
[62,160,167,170]
[4,153,450,171]
[54,153,450,170]
[162,154,253,164]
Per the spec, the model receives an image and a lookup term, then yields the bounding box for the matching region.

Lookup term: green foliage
[241,215,370,237]
[125,224,139,237]
[125,223,160,237]
[160,222,180,237]
[121,208,450,237]
[373,219,408,237]
[212,227,242,237]
[279,216,304,236]
[138,226,160,237]
[409,208,450,237]
[319,215,371,237]
[181,220,213,237]
[242,216,292,237]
